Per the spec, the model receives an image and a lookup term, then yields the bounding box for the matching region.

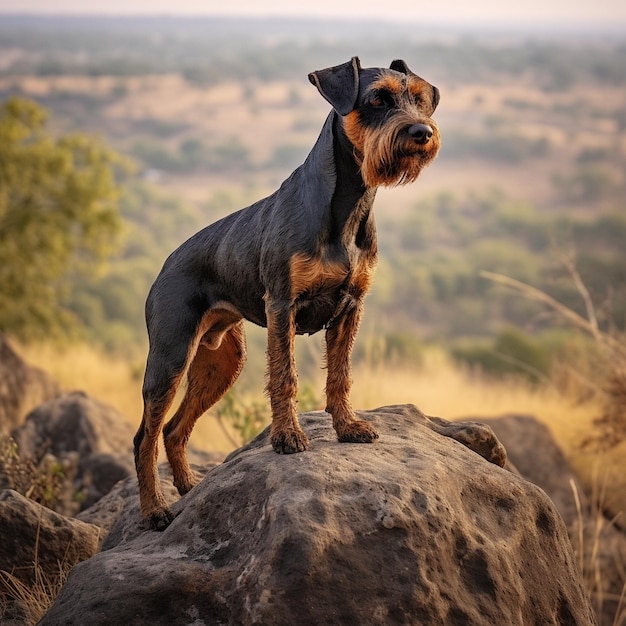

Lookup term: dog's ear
[391,59,440,113]
[308,56,361,116]
[431,85,440,112]
[389,59,415,76]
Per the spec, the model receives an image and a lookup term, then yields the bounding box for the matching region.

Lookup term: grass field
[15,339,609,470]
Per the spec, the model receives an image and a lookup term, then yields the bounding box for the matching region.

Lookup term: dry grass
[0,562,70,626]
[571,477,626,626]
[16,342,146,425]
[0,436,66,510]
[15,339,599,457]
[352,346,587,424]
[0,523,73,626]
[481,266,626,515]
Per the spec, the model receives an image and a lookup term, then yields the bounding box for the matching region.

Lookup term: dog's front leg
[325,299,379,443]
[265,298,310,454]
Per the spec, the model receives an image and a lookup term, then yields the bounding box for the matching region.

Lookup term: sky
[0,0,625,25]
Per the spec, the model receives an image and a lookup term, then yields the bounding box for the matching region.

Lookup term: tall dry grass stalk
[0,521,74,625]
[480,269,625,359]
[481,267,626,449]
[570,477,626,626]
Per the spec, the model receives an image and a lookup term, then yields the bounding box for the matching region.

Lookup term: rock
[0,490,101,625]
[40,405,596,626]
[77,463,217,549]
[12,390,133,462]
[10,390,223,516]
[0,335,60,435]
[10,391,136,512]
[483,414,583,525]
[485,414,626,626]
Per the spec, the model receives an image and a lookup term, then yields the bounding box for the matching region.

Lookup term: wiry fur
[133,56,440,530]
[343,70,441,187]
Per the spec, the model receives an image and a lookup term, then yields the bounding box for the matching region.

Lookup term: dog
[134,56,441,530]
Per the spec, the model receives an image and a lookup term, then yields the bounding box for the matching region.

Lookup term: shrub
[0,436,66,510]
[452,328,552,383]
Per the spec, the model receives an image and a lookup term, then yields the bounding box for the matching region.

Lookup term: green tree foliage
[452,328,553,383]
[65,183,205,350]
[0,97,130,341]
[371,188,626,340]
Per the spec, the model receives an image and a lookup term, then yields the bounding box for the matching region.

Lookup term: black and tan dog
[134,56,441,530]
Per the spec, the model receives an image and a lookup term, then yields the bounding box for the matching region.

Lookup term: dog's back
[147,111,357,335]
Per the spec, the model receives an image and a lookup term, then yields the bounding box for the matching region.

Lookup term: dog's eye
[371,91,393,108]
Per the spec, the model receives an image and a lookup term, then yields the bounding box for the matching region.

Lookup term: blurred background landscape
[1,13,625,492]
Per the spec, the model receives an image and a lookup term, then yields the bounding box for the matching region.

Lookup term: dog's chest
[289,247,375,334]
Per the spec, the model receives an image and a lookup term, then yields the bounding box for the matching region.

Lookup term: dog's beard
[359,118,440,188]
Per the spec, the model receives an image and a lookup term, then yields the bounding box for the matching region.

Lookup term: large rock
[40,405,595,625]
[77,462,217,549]
[0,490,101,625]
[0,336,60,435]
[482,414,582,525]
[486,414,626,626]
[10,391,136,512]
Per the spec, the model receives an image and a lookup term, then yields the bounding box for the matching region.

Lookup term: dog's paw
[173,470,201,496]
[337,420,379,444]
[271,429,310,454]
[147,507,176,531]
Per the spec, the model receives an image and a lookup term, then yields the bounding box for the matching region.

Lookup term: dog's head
[309,56,441,188]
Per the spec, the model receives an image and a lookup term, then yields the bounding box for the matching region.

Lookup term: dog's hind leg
[164,319,246,496]
[134,335,193,530]
[325,300,379,444]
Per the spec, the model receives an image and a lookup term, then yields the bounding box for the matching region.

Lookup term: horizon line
[1,12,626,29]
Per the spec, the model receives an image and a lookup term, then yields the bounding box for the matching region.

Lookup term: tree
[0,97,131,341]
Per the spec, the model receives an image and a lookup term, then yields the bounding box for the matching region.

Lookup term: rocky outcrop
[486,414,626,626]
[0,490,101,625]
[76,462,217,549]
[0,336,60,435]
[40,405,596,626]
[486,414,582,525]
[10,391,136,513]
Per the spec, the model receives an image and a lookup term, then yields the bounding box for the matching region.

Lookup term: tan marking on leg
[136,376,183,529]
[265,299,308,454]
[325,299,378,444]
[136,305,243,529]
[164,321,246,494]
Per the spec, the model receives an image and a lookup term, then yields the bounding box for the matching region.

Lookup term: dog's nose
[407,123,433,144]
